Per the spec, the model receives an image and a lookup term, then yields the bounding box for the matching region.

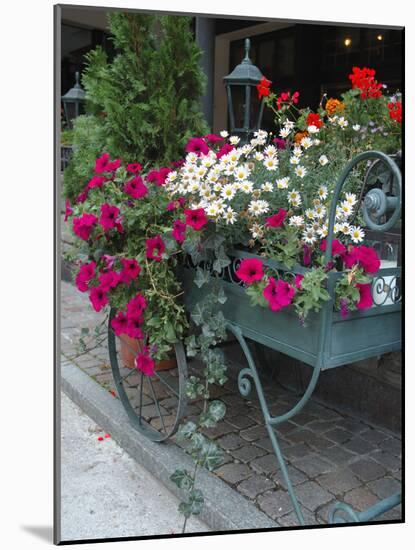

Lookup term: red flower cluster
[263,278,296,312]
[146,235,166,262]
[348,67,383,100]
[72,213,98,241]
[124,176,148,199]
[343,245,381,274]
[388,101,402,124]
[306,112,323,129]
[111,293,148,339]
[320,238,347,257]
[235,258,264,285]
[266,209,287,228]
[184,208,208,231]
[276,90,299,110]
[146,167,172,186]
[256,77,272,100]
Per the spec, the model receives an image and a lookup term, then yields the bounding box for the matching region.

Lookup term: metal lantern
[223,38,265,139]
[61,71,85,129]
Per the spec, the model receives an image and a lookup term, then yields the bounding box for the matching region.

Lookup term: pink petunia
[126,162,143,173]
[75,261,96,292]
[263,277,296,312]
[111,311,128,336]
[89,286,109,312]
[87,176,106,189]
[320,238,347,257]
[120,258,141,283]
[172,219,186,243]
[185,137,210,157]
[98,270,120,292]
[272,138,287,150]
[126,314,144,339]
[184,208,208,231]
[76,188,89,204]
[343,245,380,274]
[135,353,155,376]
[216,143,235,159]
[94,153,110,174]
[100,203,121,232]
[266,209,287,228]
[73,213,98,241]
[203,134,224,144]
[127,294,147,317]
[235,258,264,285]
[124,176,148,199]
[294,274,304,290]
[146,235,166,262]
[64,199,73,222]
[303,244,311,266]
[106,159,121,171]
[356,283,373,310]
[146,168,171,186]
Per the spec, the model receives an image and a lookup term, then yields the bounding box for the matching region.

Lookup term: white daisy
[340,222,351,235]
[345,192,357,206]
[255,152,265,161]
[314,205,326,219]
[263,157,279,171]
[301,137,313,149]
[223,207,237,225]
[294,165,307,178]
[185,152,199,164]
[307,125,319,134]
[240,180,254,194]
[341,202,353,217]
[279,127,291,138]
[318,223,328,238]
[248,200,269,216]
[305,208,315,220]
[261,181,273,193]
[338,117,349,129]
[220,130,229,138]
[234,165,251,182]
[290,156,300,165]
[206,203,220,217]
[283,120,295,130]
[303,226,317,244]
[319,155,329,166]
[264,145,277,157]
[352,124,361,131]
[293,146,303,157]
[221,184,236,201]
[276,177,290,189]
[229,136,240,145]
[289,215,305,227]
[317,185,328,200]
[288,189,302,205]
[350,226,365,243]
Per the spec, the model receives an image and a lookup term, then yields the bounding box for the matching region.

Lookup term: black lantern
[223,38,265,140]
[61,71,85,129]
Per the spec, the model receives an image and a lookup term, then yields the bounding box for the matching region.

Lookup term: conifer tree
[64,12,208,200]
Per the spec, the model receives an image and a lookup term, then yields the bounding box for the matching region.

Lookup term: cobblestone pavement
[60,279,402,527]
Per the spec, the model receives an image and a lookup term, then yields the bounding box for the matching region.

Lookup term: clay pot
[119,334,176,371]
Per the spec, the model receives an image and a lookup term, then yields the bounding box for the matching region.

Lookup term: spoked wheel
[108,308,188,442]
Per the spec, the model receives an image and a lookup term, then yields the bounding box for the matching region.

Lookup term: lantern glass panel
[228,84,262,132]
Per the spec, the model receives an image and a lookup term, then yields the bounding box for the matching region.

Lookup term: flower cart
[107,150,402,526]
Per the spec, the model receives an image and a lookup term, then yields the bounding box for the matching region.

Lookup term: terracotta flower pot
[119,334,176,372]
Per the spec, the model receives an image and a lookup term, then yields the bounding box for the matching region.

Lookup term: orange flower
[294,131,308,144]
[325,98,345,115]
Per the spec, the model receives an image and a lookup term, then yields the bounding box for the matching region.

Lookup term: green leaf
[213,246,231,273]
[208,400,226,422]
[194,267,211,288]
[170,469,193,491]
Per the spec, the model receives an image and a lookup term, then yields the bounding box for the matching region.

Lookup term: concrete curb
[61,359,278,532]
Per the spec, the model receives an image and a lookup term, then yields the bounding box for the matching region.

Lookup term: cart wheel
[108,309,188,442]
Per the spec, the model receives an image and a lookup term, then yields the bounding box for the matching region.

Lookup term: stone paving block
[254,436,291,452]
[361,428,391,445]
[240,425,268,442]
[336,418,368,434]
[377,437,402,457]
[370,450,401,472]
[325,428,353,444]
[226,414,256,430]
[295,481,333,511]
[322,445,356,466]
[272,466,307,490]
[368,477,401,499]
[349,458,387,482]
[304,433,334,452]
[231,444,267,464]
[250,454,280,476]
[83,365,108,377]
[215,463,252,485]
[306,420,337,434]
[202,421,235,439]
[284,443,312,461]
[316,468,361,496]
[343,486,378,512]
[342,436,375,455]
[285,428,314,444]
[237,475,275,500]
[294,454,334,478]
[216,433,245,451]
[392,469,402,481]
[257,490,294,519]
[278,508,316,527]
[291,412,317,426]
[272,421,299,435]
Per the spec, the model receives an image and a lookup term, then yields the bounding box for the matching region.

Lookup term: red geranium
[348,67,383,100]
[307,112,323,129]
[388,101,402,124]
[235,258,264,285]
[256,77,272,100]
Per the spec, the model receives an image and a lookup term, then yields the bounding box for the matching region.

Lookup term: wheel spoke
[147,377,166,433]
[153,370,180,398]
[138,371,144,425]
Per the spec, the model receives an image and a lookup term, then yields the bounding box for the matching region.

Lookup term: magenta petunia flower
[146,235,166,262]
[100,203,121,232]
[320,238,347,257]
[106,159,121,171]
[95,153,110,174]
[127,293,147,317]
[185,137,210,157]
[146,170,160,184]
[343,245,380,274]
[126,314,144,339]
[266,209,287,228]
[89,286,109,312]
[111,311,128,336]
[75,261,96,292]
[73,213,98,241]
[87,176,106,189]
[303,244,311,266]
[146,168,171,186]
[184,208,208,231]
[272,138,287,150]
[126,162,142,173]
[171,159,185,169]
[135,353,155,376]
[124,176,148,199]
[216,143,235,159]
[263,277,295,312]
[120,258,141,283]
[294,274,304,290]
[64,199,73,222]
[76,188,89,204]
[98,270,120,292]
[172,219,186,243]
[235,258,264,285]
[356,283,373,310]
[203,134,224,144]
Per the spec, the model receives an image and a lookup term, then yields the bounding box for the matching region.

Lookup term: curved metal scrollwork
[372,274,402,306]
[238,367,253,397]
